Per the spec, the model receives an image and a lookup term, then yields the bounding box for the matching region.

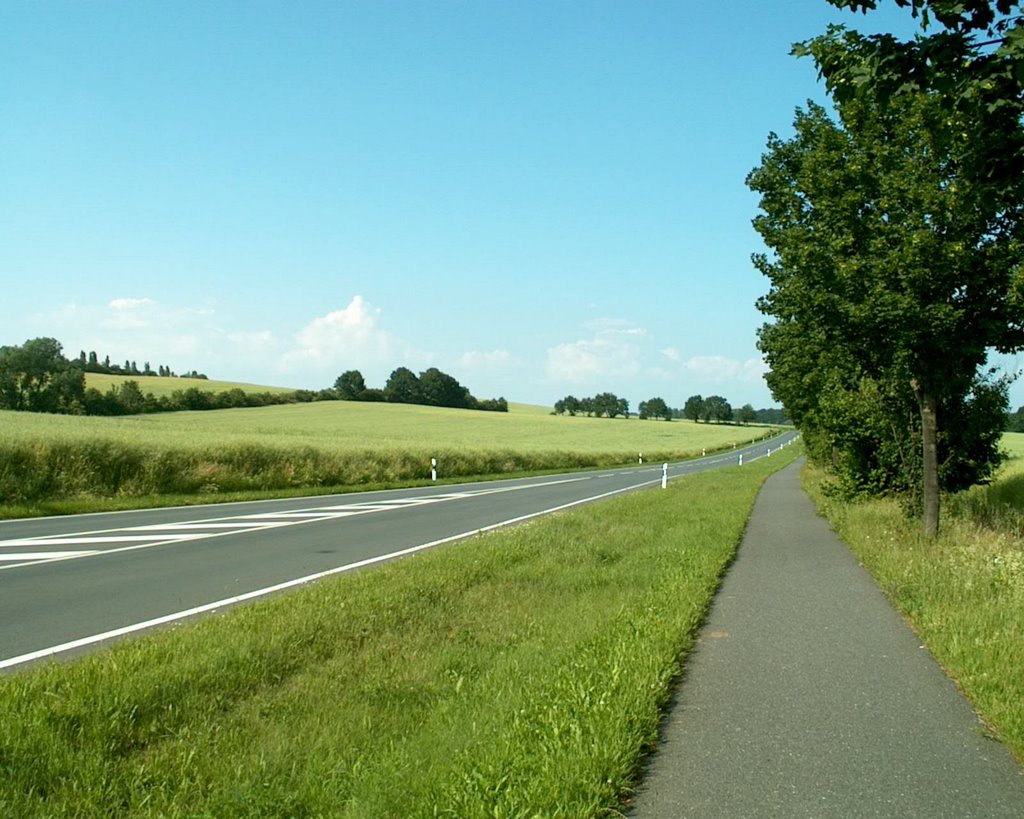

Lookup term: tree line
[554,391,787,425]
[71,350,206,380]
[333,368,507,412]
[750,0,1024,536]
[0,338,507,417]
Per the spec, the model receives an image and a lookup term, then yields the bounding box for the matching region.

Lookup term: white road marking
[0,551,99,562]
[0,476,596,570]
[0,474,659,671]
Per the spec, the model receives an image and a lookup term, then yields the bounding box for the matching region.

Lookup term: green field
[0,446,801,817]
[85,373,297,396]
[0,401,779,513]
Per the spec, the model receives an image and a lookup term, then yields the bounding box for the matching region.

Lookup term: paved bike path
[630,459,1024,818]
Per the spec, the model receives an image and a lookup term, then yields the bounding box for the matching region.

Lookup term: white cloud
[661,346,680,361]
[456,349,516,369]
[108,297,155,310]
[684,355,768,384]
[279,296,425,382]
[546,319,646,384]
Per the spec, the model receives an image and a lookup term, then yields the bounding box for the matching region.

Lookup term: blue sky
[5,1,1019,409]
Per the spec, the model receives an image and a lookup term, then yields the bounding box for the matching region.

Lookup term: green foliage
[682,395,704,422]
[334,369,367,400]
[749,91,1020,505]
[638,397,670,420]
[735,403,757,424]
[0,338,85,413]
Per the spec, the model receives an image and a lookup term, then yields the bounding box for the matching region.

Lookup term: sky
[5,1,1020,410]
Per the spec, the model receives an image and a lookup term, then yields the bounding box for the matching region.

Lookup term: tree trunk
[915,384,940,538]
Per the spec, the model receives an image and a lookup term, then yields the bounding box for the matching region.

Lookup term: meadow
[84,373,296,396]
[0,401,779,514]
[805,431,1024,763]
[0,446,801,817]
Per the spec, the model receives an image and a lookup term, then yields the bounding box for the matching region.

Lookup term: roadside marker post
[431,458,437,482]
[639,452,643,465]
[702,448,706,457]
[662,463,668,489]
[739,453,744,466]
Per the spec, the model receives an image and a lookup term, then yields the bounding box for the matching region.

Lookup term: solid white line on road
[0,551,100,562]
[0,475,659,671]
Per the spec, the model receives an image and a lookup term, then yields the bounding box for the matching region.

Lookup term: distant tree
[580,396,595,417]
[419,367,472,409]
[335,369,367,400]
[683,394,705,422]
[87,351,99,370]
[617,397,629,418]
[359,388,386,402]
[735,403,757,425]
[641,396,670,420]
[591,392,620,418]
[703,395,733,423]
[384,367,423,405]
[116,380,146,414]
[0,337,85,413]
[554,398,567,415]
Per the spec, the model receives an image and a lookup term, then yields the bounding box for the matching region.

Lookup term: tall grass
[0,447,801,817]
[804,448,1024,763]
[0,403,779,509]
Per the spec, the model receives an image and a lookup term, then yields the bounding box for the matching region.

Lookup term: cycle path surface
[630,458,1024,818]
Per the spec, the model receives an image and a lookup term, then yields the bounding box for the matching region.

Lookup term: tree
[735,404,757,425]
[592,392,621,418]
[683,395,705,422]
[335,370,367,400]
[703,395,733,423]
[640,396,671,420]
[749,90,1023,535]
[0,337,85,413]
[798,2,1024,186]
[419,367,472,409]
[384,367,423,405]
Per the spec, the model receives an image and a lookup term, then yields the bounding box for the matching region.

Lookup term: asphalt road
[630,458,1024,817]
[0,431,798,670]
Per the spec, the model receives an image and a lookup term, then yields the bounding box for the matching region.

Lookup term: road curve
[0,431,798,670]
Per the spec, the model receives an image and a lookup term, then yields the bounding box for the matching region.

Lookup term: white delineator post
[662,463,668,489]
[739,453,744,466]
[702,448,706,457]
[431,457,437,482]
[639,452,643,465]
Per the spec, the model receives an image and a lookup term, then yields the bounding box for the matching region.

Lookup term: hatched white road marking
[0,477,592,569]
[0,551,100,562]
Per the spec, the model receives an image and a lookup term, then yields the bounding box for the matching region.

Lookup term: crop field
[84,373,296,396]
[0,402,779,511]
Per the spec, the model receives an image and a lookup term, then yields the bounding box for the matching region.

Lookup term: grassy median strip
[803,455,1024,764]
[0,447,799,817]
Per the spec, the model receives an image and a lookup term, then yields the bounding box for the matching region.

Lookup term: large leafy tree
[749,90,1024,535]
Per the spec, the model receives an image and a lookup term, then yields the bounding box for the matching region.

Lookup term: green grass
[0,447,801,818]
[84,373,297,396]
[0,402,779,513]
[803,442,1024,764]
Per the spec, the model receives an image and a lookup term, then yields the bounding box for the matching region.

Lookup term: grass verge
[0,447,800,817]
[803,462,1024,764]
